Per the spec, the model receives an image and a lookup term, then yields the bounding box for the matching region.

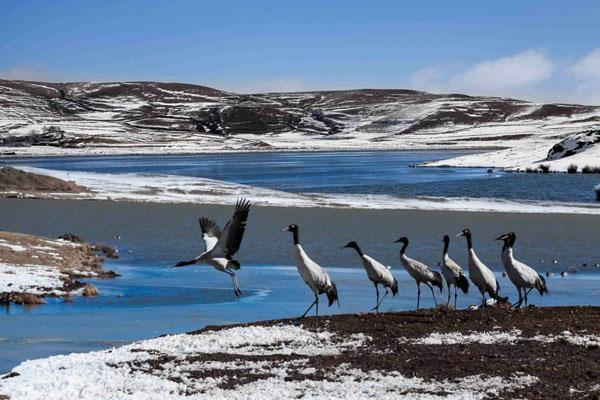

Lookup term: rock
[81,284,99,297]
[59,233,85,243]
[546,130,600,160]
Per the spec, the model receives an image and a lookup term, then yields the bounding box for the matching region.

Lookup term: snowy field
[1,80,599,172]
[0,323,537,400]
[2,307,599,400]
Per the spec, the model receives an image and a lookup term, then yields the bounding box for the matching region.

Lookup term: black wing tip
[391,278,399,296]
[457,274,469,294]
[537,274,549,295]
[326,282,340,307]
[235,198,252,213]
[433,271,444,292]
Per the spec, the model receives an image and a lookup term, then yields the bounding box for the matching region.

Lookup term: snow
[399,330,523,345]
[0,263,67,295]
[0,324,538,400]
[2,80,600,174]
[530,331,600,348]
[12,166,600,215]
[0,239,27,252]
[400,329,600,348]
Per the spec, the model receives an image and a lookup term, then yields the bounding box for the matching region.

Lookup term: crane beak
[282,227,290,232]
[456,232,464,237]
[494,234,507,241]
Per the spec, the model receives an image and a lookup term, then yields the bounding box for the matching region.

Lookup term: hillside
[1,79,599,170]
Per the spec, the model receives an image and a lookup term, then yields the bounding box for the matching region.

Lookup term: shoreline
[0,230,117,305]
[3,165,600,215]
[1,306,598,399]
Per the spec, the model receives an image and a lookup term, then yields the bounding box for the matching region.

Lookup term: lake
[7,151,600,203]
[1,198,599,373]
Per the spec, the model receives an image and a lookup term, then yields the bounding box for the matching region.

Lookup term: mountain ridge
[1,79,599,171]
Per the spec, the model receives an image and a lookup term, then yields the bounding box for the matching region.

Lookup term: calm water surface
[8,151,600,203]
[1,199,599,373]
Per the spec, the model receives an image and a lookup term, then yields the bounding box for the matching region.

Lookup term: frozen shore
[0,307,598,399]
[5,166,600,215]
[0,231,116,304]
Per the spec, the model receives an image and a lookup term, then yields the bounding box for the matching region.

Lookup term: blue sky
[1,0,599,103]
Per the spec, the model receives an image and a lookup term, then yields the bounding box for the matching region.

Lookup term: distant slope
[1,79,599,170]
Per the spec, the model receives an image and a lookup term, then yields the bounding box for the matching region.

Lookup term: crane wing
[211,199,251,259]
[199,217,222,251]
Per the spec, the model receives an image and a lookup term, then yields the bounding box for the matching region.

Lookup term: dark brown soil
[182,307,599,399]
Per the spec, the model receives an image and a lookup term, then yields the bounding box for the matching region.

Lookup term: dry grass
[567,164,578,173]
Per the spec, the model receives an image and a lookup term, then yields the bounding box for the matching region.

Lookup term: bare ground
[0,166,90,198]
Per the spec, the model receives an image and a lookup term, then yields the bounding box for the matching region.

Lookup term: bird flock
[174,198,549,319]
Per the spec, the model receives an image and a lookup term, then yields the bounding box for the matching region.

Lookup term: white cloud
[407,50,555,99]
[406,66,444,92]
[448,50,554,92]
[569,48,600,80]
[567,48,600,105]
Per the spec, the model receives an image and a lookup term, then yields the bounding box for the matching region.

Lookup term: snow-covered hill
[1,79,599,171]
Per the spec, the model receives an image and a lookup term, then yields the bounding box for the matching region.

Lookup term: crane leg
[446,285,451,309]
[524,288,528,307]
[298,295,318,320]
[224,270,242,298]
[417,282,421,311]
[371,283,380,312]
[480,289,487,308]
[426,283,438,307]
[511,287,523,308]
[372,288,389,312]
[454,286,458,310]
[315,295,319,317]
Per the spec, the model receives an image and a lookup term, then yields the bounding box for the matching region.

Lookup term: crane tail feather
[391,278,399,296]
[325,282,339,307]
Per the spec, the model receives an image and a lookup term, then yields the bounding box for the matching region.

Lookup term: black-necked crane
[456,228,500,307]
[495,232,548,308]
[283,224,339,319]
[173,199,251,297]
[342,241,398,312]
[441,235,469,309]
[394,237,443,310]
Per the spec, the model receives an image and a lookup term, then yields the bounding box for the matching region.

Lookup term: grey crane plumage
[441,235,469,309]
[457,228,500,307]
[342,241,398,312]
[495,232,548,308]
[173,198,251,297]
[394,236,443,310]
[284,224,339,319]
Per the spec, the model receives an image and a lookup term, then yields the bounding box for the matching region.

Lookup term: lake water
[1,198,599,373]
[8,151,600,203]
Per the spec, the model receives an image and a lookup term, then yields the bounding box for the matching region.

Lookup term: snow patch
[0,263,67,295]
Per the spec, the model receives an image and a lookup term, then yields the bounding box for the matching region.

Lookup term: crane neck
[399,240,408,255]
[465,233,473,250]
[352,244,364,257]
[443,240,449,255]
[292,229,300,245]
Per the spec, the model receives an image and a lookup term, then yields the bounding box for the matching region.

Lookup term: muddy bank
[183,307,600,399]
[1,307,597,399]
[0,230,117,304]
[0,166,90,199]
